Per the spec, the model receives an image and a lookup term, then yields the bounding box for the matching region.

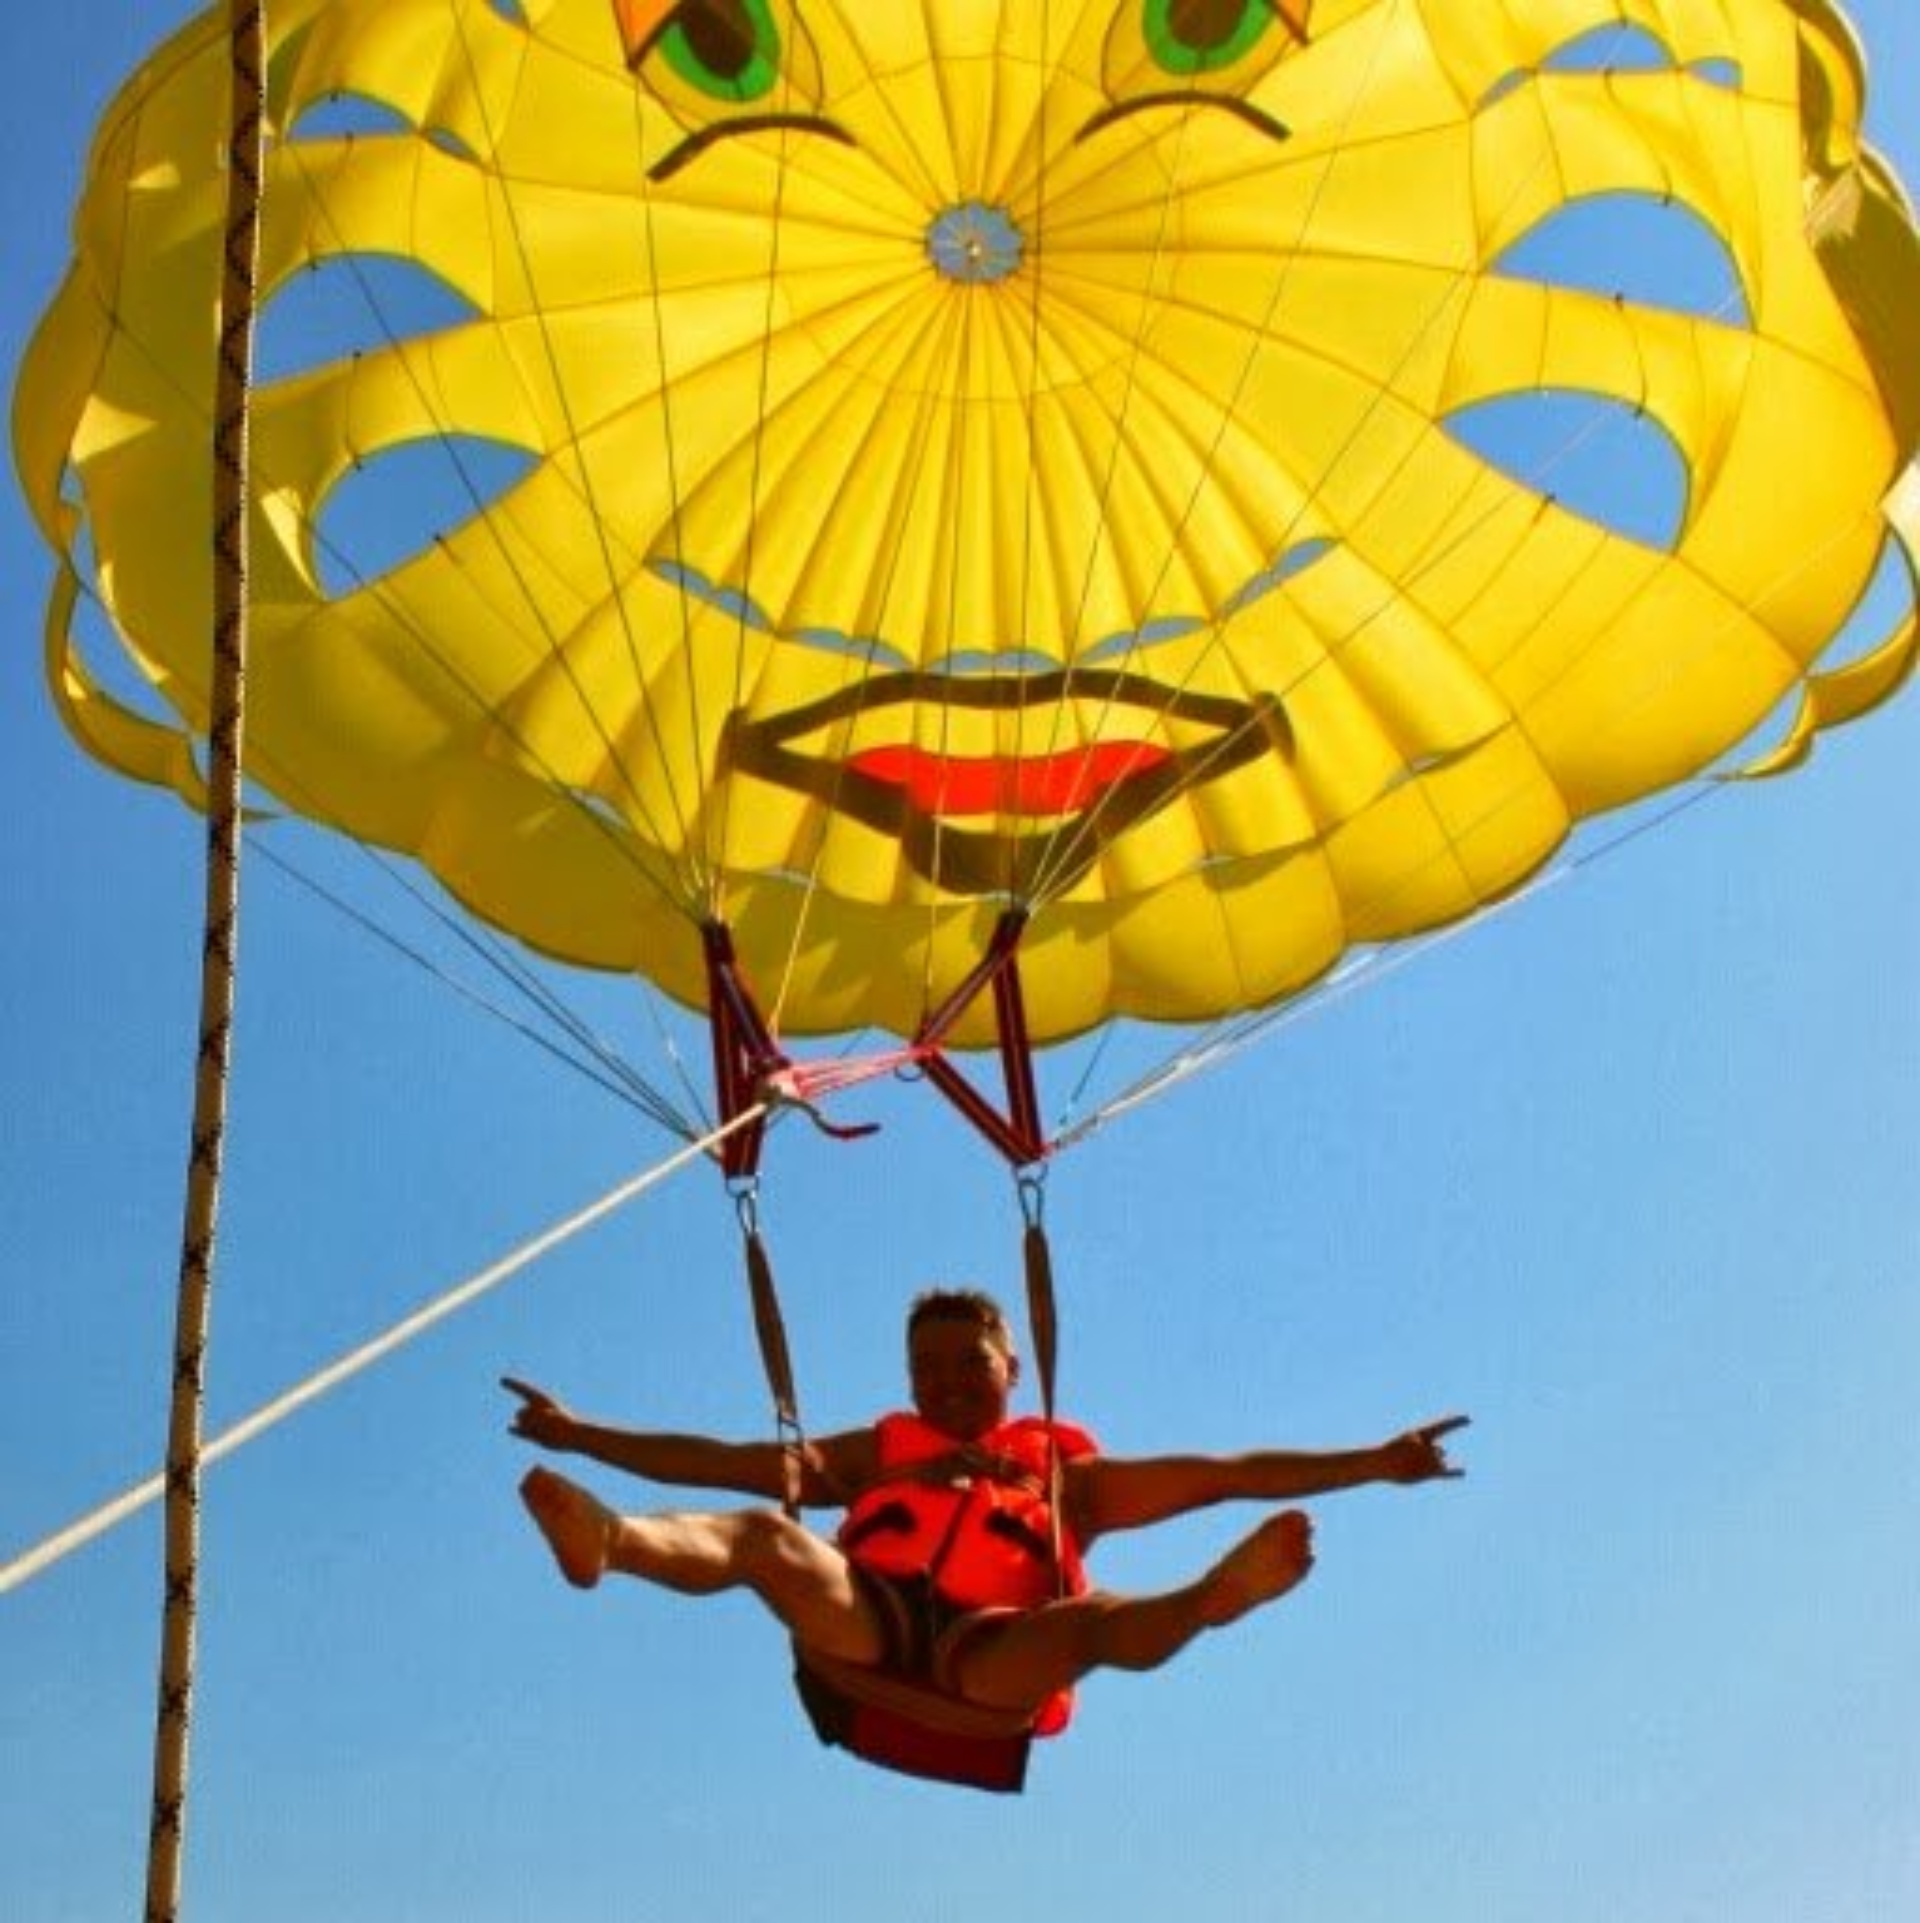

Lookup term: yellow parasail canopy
[14,0,1919,1044]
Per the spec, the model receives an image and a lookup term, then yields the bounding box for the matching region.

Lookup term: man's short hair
[906,1287,1016,1357]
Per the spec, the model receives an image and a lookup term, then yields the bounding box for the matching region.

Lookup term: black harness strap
[737,1193,806,1518]
[1020,1186,1068,1594]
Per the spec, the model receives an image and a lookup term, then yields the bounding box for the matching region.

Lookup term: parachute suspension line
[608,15,792,919]
[1032,0,1632,930]
[1024,50,1286,906]
[0,1123,756,1599]
[1016,3,1775,971]
[47,314,709,1140]
[257,125,702,916]
[1050,867,1569,1153]
[1054,543,1865,1158]
[61,222,714,1143]
[704,103,804,925]
[443,13,695,876]
[763,294,984,1038]
[1024,5,1407,912]
[55,418,714,1138]
[1052,757,1745,1155]
[145,7,264,1920]
[102,147,706,941]
[994,0,1059,909]
[1055,764,1752,1154]
[758,304,994,1036]
[249,836,705,1138]
[135,101,725,1135]
[633,22,957,1037]
[357,14,703,912]
[682,73,922,1043]
[624,76,709,906]
[1051,1015,1123,1143]
[1019,37,1216,902]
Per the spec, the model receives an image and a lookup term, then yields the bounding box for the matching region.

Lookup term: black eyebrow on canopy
[648,113,855,183]
[1077,92,1292,147]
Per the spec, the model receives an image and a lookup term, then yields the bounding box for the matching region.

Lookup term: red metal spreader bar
[700,909,1051,1178]
[906,907,1047,1166]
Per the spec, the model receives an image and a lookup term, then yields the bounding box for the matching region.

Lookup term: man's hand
[1379,1414,1470,1483]
[502,1376,582,1452]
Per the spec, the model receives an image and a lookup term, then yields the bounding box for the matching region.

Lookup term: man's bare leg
[519,1467,886,1665]
[950,1509,1315,1712]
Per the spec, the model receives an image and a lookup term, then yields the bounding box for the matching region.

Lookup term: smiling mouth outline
[722,667,1289,898]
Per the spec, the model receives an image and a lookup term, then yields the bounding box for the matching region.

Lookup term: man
[508,1288,1466,1739]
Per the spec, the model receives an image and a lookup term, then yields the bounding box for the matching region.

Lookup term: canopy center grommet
[927,201,1025,283]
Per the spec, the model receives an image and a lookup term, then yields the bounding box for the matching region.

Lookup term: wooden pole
[144,5,265,1918]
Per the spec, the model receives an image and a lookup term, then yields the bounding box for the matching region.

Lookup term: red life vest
[839,1411,1097,1615]
[794,1412,1097,1791]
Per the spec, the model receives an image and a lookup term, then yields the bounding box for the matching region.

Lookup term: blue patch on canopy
[287,88,481,161]
[1544,24,1682,75]
[1442,391,1689,551]
[287,92,415,141]
[1224,538,1338,614]
[650,559,778,633]
[260,255,482,384]
[787,626,914,669]
[1494,193,1751,325]
[934,648,1060,676]
[1081,616,1206,666]
[1480,23,1740,107]
[314,436,537,597]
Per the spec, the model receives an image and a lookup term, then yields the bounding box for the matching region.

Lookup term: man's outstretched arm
[502,1377,875,1507]
[1067,1416,1468,1541]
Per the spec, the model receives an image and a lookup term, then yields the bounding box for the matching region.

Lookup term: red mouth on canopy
[846,740,1174,817]
[722,667,1284,896]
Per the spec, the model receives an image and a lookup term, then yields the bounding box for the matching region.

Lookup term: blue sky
[3,7,1916,1922]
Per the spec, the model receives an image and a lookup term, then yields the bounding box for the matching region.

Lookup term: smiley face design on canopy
[17,0,1920,1042]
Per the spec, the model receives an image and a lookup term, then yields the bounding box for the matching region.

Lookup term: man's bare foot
[520,1466,616,1589]
[1198,1509,1315,1627]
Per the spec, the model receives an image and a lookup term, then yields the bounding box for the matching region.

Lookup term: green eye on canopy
[658,0,782,103]
[1142,0,1280,75]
